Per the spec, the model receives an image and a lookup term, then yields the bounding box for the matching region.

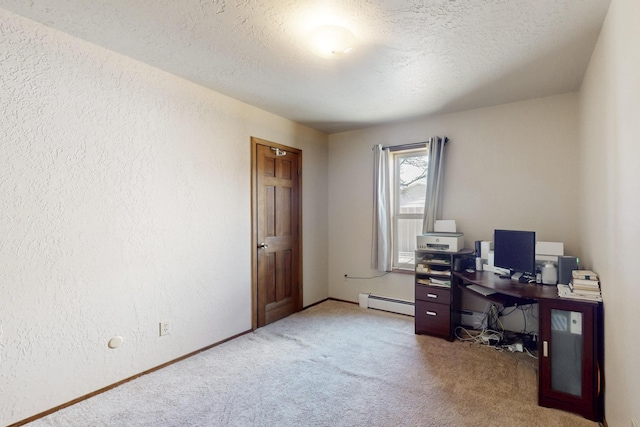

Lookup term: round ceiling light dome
[308,25,356,59]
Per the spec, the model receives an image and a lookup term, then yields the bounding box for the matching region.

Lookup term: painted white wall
[579,0,640,425]
[7,0,635,424]
[0,9,328,425]
[328,94,580,304]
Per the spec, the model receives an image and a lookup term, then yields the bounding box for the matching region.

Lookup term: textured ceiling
[0,0,611,134]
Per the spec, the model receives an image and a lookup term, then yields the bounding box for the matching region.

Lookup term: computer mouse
[465,268,475,273]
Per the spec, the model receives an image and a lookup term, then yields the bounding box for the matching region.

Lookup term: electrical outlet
[159,321,171,336]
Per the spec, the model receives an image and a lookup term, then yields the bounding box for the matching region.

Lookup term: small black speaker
[475,240,481,256]
[558,256,579,284]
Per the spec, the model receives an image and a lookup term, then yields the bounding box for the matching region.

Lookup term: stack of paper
[557,270,602,302]
[429,278,451,288]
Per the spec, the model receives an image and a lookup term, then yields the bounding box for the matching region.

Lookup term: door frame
[250,136,303,330]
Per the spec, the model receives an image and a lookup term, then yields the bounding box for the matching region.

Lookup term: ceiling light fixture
[308,25,356,59]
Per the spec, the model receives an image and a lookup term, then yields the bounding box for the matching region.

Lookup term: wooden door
[252,138,302,328]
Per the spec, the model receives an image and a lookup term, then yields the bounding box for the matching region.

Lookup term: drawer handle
[543,341,548,358]
[427,293,438,299]
[426,311,437,316]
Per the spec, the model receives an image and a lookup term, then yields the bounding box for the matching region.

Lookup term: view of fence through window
[394,151,428,268]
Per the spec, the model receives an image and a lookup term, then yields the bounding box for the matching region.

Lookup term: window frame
[390,148,428,271]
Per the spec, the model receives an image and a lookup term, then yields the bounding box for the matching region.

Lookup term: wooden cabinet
[415,250,470,340]
[415,284,452,340]
[538,299,603,421]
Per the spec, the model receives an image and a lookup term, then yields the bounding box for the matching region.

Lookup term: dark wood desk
[452,270,603,422]
[454,270,567,301]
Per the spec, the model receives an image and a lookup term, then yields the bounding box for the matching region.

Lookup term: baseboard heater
[358,293,415,317]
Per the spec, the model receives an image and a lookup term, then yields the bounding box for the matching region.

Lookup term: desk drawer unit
[414,249,460,341]
[415,299,450,338]
[415,285,450,303]
[414,249,473,341]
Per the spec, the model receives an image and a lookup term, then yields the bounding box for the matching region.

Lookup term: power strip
[480,335,501,346]
[507,343,524,352]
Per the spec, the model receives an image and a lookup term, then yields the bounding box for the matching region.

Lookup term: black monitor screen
[493,230,536,276]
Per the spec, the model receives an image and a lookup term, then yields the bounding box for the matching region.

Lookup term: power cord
[455,325,505,349]
[458,302,540,358]
[455,304,505,349]
[344,272,392,279]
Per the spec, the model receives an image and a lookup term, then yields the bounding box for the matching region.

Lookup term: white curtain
[422,136,447,233]
[371,144,392,272]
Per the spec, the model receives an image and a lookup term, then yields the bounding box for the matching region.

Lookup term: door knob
[258,243,268,249]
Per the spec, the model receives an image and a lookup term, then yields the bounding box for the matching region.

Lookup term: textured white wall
[0,8,328,425]
[579,0,640,425]
[328,94,580,303]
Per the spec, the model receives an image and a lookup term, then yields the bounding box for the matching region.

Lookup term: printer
[417,232,465,253]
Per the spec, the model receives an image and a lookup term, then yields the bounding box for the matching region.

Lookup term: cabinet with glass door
[538,299,603,421]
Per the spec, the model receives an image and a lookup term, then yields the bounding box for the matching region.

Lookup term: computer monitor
[493,229,536,282]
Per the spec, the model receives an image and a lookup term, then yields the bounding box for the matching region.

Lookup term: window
[391,149,428,269]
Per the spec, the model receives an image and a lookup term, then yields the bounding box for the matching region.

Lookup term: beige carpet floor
[27,300,600,426]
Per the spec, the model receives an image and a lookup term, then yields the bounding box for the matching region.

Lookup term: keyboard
[466,284,496,296]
